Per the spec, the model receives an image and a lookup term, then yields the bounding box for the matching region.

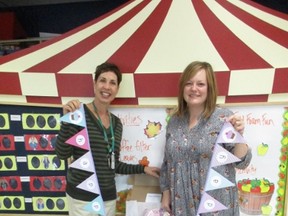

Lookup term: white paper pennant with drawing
[69,151,95,173]
[204,168,235,191]
[197,192,228,214]
[216,122,246,144]
[76,173,101,195]
[211,144,240,167]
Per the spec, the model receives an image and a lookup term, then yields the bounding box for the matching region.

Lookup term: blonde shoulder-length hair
[175,61,218,119]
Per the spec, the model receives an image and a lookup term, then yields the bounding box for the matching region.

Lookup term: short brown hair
[175,61,218,119]
[94,62,122,85]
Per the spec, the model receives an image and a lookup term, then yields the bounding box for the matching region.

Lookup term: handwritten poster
[111,107,168,168]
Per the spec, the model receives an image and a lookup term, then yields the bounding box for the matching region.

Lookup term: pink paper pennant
[65,128,90,150]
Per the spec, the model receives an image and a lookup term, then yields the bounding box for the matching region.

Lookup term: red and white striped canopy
[0,0,287,106]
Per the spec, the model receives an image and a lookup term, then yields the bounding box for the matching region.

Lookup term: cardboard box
[127,174,161,202]
[125,174,162,215]
[126,174,161,202]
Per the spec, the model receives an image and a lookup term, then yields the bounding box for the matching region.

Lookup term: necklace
[92,102,115,169]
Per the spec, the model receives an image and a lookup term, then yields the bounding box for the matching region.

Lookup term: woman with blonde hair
[160,61,252,215]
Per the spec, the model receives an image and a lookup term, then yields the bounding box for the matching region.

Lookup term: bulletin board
[111,104,288,216]
[0,102,287,216]
[0,103,67,215]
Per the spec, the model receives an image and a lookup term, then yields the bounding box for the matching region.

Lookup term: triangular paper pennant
[216,121,246,144]
[60,103,87,127]
[197,192,228,214]
[84,195,105,216]
[76,173,101,194]
[204,169,235,191]
[211,144,240,167]
[69,151,95,172]
[65,128,90,150]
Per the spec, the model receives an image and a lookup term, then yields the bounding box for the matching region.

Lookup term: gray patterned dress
[160,107,252,216]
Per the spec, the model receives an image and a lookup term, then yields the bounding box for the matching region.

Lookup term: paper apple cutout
[257,143,269,156]
[284,111,288,120]
[279,163,286,172]
[275,210,283,216]
[282,130,288,137]
[277,179,285,187]
[281,136,288,145]
[261,205,272,215]
[280,154,287,162]
[277,188,285,196]
[278,172,285,179]
[281,146,288,154]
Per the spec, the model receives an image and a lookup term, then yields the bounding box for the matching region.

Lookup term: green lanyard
[92,102,115,153]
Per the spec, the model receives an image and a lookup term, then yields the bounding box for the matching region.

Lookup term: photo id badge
[110,152,115,169]
[107,152,115,169]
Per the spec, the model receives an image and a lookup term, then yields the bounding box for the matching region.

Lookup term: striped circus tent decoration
[0,0,287,106]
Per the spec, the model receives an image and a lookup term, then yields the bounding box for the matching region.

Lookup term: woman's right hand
[63,99,81,115]
[161,190,171,214]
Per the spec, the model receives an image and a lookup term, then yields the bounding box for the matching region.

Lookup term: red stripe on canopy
[134,73,180,97]
[225,95,269,103]
[56,74,94,97]
[272,68,288,94]
[194,0,272,70]
[0,73,22,95]
[108,0,172,73]
[215,71,230,96]
[24,1,149,73]
[219,0,288,48]
[26,96,62,105]
[112,98,138,105]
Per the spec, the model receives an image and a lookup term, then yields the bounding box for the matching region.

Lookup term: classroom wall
[0,0,287,106]
[0,103,287,215]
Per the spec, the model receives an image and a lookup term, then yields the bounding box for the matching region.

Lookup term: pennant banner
[60,103,87,127]
[210,144,240,167]
[197,121,244,214]
[60,103,105,215]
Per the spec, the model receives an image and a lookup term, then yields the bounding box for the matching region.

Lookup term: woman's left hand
[228,114,244,135]
[144,166,160,178]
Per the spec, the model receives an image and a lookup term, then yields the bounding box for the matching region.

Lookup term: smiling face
[183,68,208,109]
[94,71,119,105]
[177,61,217,118]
